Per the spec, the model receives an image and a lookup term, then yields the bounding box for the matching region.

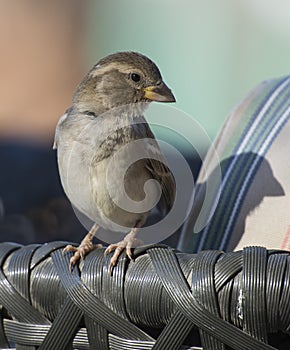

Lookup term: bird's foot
[63,224,101,271]
[104,232,143,274]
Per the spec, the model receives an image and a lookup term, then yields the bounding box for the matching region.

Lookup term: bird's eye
[130,73,141,82]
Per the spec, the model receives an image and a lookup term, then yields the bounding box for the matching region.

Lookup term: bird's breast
[56,115,161,231]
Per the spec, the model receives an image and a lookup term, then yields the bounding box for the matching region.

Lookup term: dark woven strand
[149,247,275,350]
[243,247,268,342]
[191,250,225,349]
[0,242,288,349]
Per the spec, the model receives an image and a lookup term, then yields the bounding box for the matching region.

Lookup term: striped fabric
[178,75,290,253]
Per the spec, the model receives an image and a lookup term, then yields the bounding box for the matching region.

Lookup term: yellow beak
[143,82,176,102]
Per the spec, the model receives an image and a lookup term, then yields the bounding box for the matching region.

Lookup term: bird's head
[73,52,175,115]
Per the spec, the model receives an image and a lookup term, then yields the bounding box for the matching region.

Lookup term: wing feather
[142,124,175,211]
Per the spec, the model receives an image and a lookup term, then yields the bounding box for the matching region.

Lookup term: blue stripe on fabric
[220,104,290,249]
[233,76,290,155]
[197,76,290,252]
[238,80,290,154]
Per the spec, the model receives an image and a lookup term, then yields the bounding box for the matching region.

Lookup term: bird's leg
[63,223,101,271]
[104,222,143,274]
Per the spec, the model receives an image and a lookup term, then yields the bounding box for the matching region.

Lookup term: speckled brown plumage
[54,51,176,273]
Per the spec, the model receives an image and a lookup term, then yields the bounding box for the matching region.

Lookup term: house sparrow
[54,51,176,272]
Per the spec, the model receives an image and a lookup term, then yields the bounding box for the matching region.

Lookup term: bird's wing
[142,123,175,210]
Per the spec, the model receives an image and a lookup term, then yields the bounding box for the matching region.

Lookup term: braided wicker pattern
[0,242,289,349]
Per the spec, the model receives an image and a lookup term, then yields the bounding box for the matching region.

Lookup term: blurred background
[1,0,290,245]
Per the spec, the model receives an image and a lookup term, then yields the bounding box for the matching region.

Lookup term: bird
[54,51,176,273]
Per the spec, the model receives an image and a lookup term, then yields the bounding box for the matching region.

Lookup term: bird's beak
[143,82,176,102]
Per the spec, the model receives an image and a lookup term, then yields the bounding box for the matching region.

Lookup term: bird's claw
[62,244,77,255]
[104,236,142,275]
[126,246,134,261]
[63,242,102,272]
